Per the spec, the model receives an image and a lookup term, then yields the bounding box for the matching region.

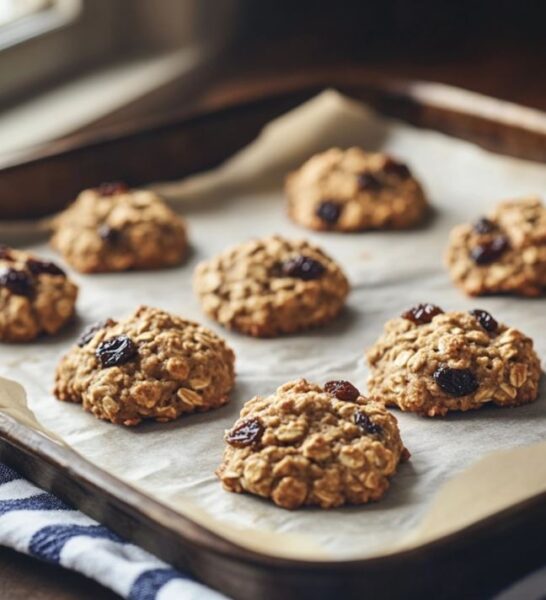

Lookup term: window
[0,0,81,50]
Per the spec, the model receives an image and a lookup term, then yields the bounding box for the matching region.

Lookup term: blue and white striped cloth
[0,463,228,600]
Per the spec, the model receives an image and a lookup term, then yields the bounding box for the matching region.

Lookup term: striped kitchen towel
[0,463,228,600]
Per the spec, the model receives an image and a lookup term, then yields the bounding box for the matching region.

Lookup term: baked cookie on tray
[366,304,541,417]
[445,196,546,296]
[0,246,78,342]
[285,147,428,231]
[54,306,235,426]
[193,235,349,337]
[51,182,188,273]
[217,379,409,510]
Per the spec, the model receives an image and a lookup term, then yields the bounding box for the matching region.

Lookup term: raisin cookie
[366,304,541,417]
[285,147,428,231]
[193,235,349,337]
[0,246,78,342]
[217,379,409,510]
[51,183,188,273]
[54,306,235,426]
[445,196,546,296]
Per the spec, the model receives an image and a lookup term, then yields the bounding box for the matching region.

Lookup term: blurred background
[0,2,545,597]
[0,0,545,164]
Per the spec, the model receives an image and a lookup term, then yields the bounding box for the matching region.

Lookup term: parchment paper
[1,90,545,561]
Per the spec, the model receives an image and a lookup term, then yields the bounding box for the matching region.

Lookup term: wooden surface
[0,546,118,600]
[0,29,545,598]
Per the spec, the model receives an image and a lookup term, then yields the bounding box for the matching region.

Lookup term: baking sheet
[0,90,545,561]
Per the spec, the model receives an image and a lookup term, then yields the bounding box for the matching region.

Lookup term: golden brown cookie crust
[285,147,428,231]
[54,306,235,426]
[51,186,188,273]
[0,246,78,342]
[217,379,408,510]
[193,235,350,337]
[366,308,541,417]
[445,196,546,296]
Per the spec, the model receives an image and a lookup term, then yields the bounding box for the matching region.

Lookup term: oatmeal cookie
[217,379,409,509]
[445,196,546,296]
[366,304,541,417]
[193,235,349,337]
[285,147,428,231]
[54,306,235,426]
[0,246,78,342]
[51,183,188,273]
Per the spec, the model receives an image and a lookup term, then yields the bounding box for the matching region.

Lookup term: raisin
[402,303,444,325]
[316,200,342,224]
[470,236,509,265]
[26,258,65,277]
[78,319,114,347]
[97,182,128,196]
[98,224,121,244]
[324,380,360,402]
[354,411,382,435]
[382,157,411,179]
[433,366,479,397]
[96,335,137,367]
[473,217,495,234]
[281,256,325,280]
[226,418,264,448]
[469,309,498,334]
[0,245,14,261]
[357,172,382,191]
[0,268,33,296]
